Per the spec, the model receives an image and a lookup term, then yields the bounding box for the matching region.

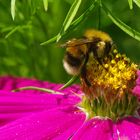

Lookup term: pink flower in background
[0,71,139,140]
[133,71,140,97]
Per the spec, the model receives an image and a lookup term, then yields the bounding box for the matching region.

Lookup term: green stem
[59,75,79,90]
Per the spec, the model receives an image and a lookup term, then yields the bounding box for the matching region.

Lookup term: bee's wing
[60,38,93,48]
[77,38,93,45]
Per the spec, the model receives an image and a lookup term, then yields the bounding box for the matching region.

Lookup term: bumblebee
[62,29,115,85]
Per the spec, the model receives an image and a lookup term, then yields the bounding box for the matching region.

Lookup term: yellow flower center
[80,49,138,121]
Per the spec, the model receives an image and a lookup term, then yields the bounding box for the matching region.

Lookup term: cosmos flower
[0,51,140,139]
[0,76,85,140]
[0,72,139,140]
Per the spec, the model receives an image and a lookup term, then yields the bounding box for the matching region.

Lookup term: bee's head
[61,38,89,76]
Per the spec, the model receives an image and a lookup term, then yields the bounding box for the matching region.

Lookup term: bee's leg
[81,66,91,86]
[97,57,108,69]
[81,54,91,86]
[96,57,102,65]
[96,57,110,73]
[91,47,103,65]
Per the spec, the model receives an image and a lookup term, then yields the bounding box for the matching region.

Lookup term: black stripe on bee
[87,37,102,60]
[65,52,83,67]
[104,41,112,55]
[81,53,91,86]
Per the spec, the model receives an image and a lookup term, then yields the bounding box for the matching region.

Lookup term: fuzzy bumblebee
[61,29,138,120]
[62,29,115,86]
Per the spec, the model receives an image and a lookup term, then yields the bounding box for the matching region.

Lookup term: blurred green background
[0,0,140,83]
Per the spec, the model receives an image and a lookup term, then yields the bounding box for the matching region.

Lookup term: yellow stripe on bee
[66,45,87,57]
[84,29,112,42]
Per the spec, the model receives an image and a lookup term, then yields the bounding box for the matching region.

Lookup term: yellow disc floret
[80,48,138,121]
[84,51,137,96]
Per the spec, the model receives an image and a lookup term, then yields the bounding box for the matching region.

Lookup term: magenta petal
[0,106,86,140]
[0,76,82,95]
[137,70,140,76]
[0,76,48,91]
[0,89,82,126]
[116,117,140,140]
[132,70,140,96]
[0,76,82,104]
[72,117,114,140]
[132,85,140,96]
[135,70,140,85]
[136,77,140,85]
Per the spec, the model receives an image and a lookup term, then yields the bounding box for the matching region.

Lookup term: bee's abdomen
[63,52,85,75]
[65,52,83,67]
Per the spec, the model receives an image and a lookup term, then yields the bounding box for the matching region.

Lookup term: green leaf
[133,0,140,7]
[43,0,48,11]
[69,1,97,29]
[41,1,97,46]
[59,75,79,90]
[40,36,57,45]
[3,57,17,66]
[5,26,20,39]
[103,4,140,42]
[11,0,16,20]
[128,0,133,9]
[1,26,14,33]
[57,0,82,42]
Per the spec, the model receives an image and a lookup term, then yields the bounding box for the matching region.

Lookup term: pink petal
[136,77,140,86]
[0,89,82,126]
[137,70,140,76]
[132,85,140,96]
[135,70,140,85]
[0,106,86,140]
[0,76,82,102]
[132,70,140,96]
[72,117,114,140]
[0,76,82,95]
[115,117,140,140]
